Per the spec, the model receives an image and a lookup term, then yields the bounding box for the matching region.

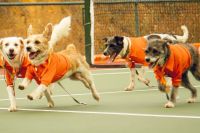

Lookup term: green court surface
[0,68,200,133]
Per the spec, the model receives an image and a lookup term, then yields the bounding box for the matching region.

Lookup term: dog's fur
[0,37,25,111]
[19,18,100,103]
[0,17,72,112]
[103,25,188,91]
[145,39,200,108]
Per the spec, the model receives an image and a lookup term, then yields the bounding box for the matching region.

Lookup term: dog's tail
[49,16,71,48]
[176,25,189,43]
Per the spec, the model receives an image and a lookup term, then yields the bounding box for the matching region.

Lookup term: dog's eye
[14,43,18,47]
[144,50,149,54]
[5,43,9,47]
[35,40,40,44]
[27,40,30,44]
[153,49,160,54]
[109,44,115,47]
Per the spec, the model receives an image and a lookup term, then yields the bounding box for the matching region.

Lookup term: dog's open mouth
[149,58,160,68]
[29,51,40,60]
[108,53,117,63]
[7,54,16,60]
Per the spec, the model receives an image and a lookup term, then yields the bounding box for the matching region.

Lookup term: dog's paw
[93,93,100,101]
[48,100,55,108]
[124,84,135,91]
[27,95,33,100]
[18,85,25,90]
[187,97,196,103]
[164,101,175,108]
[8,105,17,112]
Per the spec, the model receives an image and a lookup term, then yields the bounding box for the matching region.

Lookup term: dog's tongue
[108,53,117,63]
[29,52,37,59]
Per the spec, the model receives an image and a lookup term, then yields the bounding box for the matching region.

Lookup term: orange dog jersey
[25,53,71,86]
[2,57,30,86]
[126,37,148,68]
[153,44,192,87]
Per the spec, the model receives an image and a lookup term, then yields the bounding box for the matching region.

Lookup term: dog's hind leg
[78,68,100,101]
[125,68,135,91]
[181,71,197,103]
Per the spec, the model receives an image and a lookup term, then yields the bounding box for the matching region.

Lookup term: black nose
[145,58,150,62]
[103,52,108,56]
[9,49,14,54]
[26,47,31,52]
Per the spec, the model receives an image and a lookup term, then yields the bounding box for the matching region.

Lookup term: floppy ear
[43,23,53,40]
[103,37,108,42]
[114,36,124,44]
[27,24,33,36]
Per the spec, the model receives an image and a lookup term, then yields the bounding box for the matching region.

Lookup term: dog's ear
[18,37,24,49]
[114,36,124,44]
[27,24,33,36]
[103,37,108,42]
[43,23,53,40]
[0,39,2,49]
[163,37,174,44]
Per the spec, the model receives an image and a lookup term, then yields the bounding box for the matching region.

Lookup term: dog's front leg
[18,78,31,90]
[164,86,178,108]
[137,66,150,86]
[27,84,47,100]
[7,86,17,112]
[125,68,135,91]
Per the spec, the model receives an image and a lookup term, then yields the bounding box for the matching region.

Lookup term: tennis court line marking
[0,107,200,119]
[0,85,200,102]
[0,88,158,102]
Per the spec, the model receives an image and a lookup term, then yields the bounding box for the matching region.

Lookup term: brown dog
[19,18,100,104]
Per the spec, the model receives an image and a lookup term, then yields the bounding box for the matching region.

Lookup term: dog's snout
[9,49,14,54]
[103,51,108,56]
[26,47,31,52]
[145,57,150,62]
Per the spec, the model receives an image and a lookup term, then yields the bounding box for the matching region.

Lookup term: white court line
[0,107,199,119]
[0,88,157,102]
[1,85,200,102]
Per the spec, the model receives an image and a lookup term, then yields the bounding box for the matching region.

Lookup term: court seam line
[0,85,200,102]
[0,107,199,119]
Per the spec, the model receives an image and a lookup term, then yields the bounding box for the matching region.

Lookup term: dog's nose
[26,47,31,52]
[103,52,108,56]
[145,57,150,62]
[9,49,14,54]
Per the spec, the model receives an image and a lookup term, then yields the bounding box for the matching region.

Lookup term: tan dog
[19,18,100,104]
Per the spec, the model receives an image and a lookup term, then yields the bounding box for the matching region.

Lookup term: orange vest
[153,44,191,87]
[2,57,30,86]
[26,52,71,86]
[126,37,148,68]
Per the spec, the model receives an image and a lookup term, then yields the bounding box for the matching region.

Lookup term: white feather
[49,16,71,48]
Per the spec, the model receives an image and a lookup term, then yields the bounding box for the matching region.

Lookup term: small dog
[103,25,188,91]
[0,37,31,112]
[145,39,200,108]
[18,18,100,103]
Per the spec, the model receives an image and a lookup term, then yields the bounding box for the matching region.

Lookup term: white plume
[49,16,71,48]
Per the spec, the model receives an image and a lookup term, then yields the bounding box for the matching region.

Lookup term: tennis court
[0,68,200,133]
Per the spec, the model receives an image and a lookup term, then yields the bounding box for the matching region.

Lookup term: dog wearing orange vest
[18,18,100,103]
[0,17,72,111]
[103,25,188,91]
[145,39,200,108]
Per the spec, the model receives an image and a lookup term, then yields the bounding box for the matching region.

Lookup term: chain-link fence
[94,0,200,54]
